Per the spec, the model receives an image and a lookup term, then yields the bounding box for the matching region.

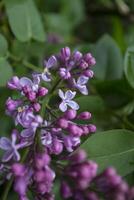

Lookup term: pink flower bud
[77,112,91,120]
[38,87,48,96]
[64,109,77,120]
[58,118,69,129]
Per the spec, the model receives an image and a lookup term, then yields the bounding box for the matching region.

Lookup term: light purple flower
[73,75,89,95]
[7,76,39,93]
[7,76,21,90]
[6,98,22,115]
[6,102,33,128]
[0,131,27,162]
[42,56,57,82]
[59,89,79,112]
[19,77,39,92]
[16,108,43,129]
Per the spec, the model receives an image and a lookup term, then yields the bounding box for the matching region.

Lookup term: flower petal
[67,100,79,110]
[77,76,89,85]
[20,77,33,87]
[2,150,13,162]
[41,132,52,146]
[16,141,30,149]
[65,90,76,100]
[21,128,35,138]
[13,149,20,161]
[58,89,65,99]
[32,73,41,85]
[46,56,57,68]
[59,102,67,112]
[0,137,12,150]
[11,131,18,145]
[77,85,88,95]
[42,72,51,82]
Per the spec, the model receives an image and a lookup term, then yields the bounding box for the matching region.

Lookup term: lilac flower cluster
[60,150,134,200]
[33,47,96,95]
[0,47,96,199]
[58,47,96,95]
[33,153,55,198]
[0,47,133,200]
[11,153,55,200]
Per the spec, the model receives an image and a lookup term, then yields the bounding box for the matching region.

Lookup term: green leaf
[76,95,106,113]
[5,0,45,42]
[76,95,109,131]
[61,0,84,27]
[94,79,134,109]
[124,171,134,186]
[0,34,8,57]
[124,46,134,88]
[81,129,134,176]
[44,13,71,37]
[92,34,123,80]
[0,58,13,87]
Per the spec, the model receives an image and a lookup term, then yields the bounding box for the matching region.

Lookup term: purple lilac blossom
[0,130,28,162]
[56,47,96,94]
[73,75,89,95]
[59,89,79,112]
[42,56,57,82]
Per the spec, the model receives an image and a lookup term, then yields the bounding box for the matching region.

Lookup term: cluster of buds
[11,152,55,200]
[12,163,29,200]
[58,47,95,95]
[60,150,134,200]
[33,153,55,199]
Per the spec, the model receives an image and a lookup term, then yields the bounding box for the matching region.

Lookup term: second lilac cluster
[60,150,134,200]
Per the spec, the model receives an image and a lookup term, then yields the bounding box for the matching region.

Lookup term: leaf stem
[8,53,42,72]
[2,177,13,200]
[40,78,62,117]
[111,110,134,131]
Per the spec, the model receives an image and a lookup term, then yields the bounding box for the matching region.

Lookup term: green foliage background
[1,0,134,198]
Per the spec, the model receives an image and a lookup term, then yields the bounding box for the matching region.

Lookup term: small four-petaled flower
[59,89,79,112]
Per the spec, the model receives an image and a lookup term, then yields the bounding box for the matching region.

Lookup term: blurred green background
[1,0,134,198]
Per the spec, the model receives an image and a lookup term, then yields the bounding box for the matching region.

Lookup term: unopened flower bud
[33,102,41,112]
[69,149,87,164]
[58,118,69,129]
[79,60,88,69]
[83,70,94,78]
[77,112,91,120]
[38,87,48,96]
[73,51,82,62]
[61,47,71,61]
[88,124,96,133]
[68,124,83,136]
[64,109,77,120]
[52,139,63,155]
[60,181,72,199]
[12,163,25,177]
[27,91,36,101]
